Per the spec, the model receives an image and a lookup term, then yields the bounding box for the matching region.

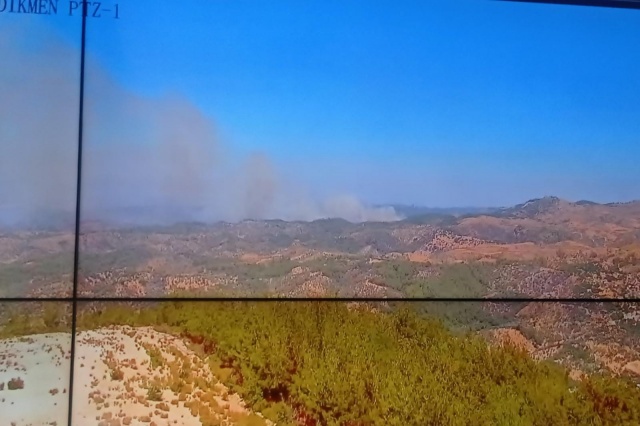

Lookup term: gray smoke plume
[0,22,79,228]
[243,153,278,220]
[0,20,401,228]
[321,195,400,223]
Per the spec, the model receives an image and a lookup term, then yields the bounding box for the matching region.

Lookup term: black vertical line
[68,3,88,426]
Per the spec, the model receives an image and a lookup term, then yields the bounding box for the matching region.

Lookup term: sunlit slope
[75,302,640,426]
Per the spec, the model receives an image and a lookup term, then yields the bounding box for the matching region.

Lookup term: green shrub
[7,377,24,390]
[110,368,124,381]
[68,301,640,425]
[146,385,162,401]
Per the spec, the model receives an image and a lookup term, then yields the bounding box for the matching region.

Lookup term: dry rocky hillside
[0,327,271,426]
[60,196,640,299]
[0,196,639,384]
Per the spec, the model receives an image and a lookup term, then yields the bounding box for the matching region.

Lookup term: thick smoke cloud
[0,21,401,227]
[0,22,79,228]
[243,153,278,220]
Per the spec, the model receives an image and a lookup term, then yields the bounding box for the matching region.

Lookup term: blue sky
[47,0,640,207]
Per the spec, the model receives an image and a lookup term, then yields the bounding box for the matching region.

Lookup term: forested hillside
[70,302,640,426]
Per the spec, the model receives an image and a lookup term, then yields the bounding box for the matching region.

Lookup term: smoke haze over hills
[0,20,401,227]
[3,8,639,229]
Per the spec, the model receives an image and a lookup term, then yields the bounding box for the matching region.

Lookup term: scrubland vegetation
[0,252,73,295]
[70,301,640,426]
[2,196,640,424]
[0,302,71,338]
[373,260,494,298]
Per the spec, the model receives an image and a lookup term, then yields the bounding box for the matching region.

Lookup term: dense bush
[374,261,494,298]
[0,252,73,295]
[77,302,640,426]
[7,377,24,390]
[0,302,70,338]
[80,247,152,275]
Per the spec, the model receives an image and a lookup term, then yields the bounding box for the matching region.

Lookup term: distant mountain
[491,196,640,220]
[386,204,498,219]
[7,197,638,232]
[491,196,568,219]
[451,196,640,246]
[575,200,600,206]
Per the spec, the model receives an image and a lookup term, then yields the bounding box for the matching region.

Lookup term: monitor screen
[1,1,639,425]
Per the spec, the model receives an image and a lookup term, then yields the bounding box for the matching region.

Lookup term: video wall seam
[2,1,640,425]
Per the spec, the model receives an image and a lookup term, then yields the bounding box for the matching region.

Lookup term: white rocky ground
[0,332,71,426]
[1,327,272,426]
